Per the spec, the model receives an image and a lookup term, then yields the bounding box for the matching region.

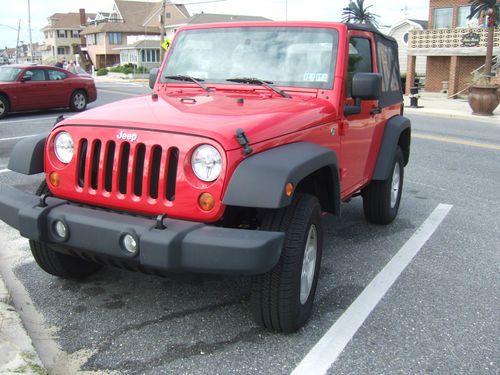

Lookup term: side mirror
[345,73,382,116]
[149,68,159,90]
[21,75,32,82]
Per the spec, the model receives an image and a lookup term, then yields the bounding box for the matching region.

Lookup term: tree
[341,0,379,27]
[468,0,499,76]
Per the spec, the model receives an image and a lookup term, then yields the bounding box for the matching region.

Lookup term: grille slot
[149,146,162,199]
[133,144,146,196]
[104,142,115,192]
[77,139,88,188]
[90,140,102,190]
[119,143,130,194]
[166,147,179,201]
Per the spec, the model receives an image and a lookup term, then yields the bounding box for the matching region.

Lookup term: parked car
[0,22,410,332]
[0,64,97,119]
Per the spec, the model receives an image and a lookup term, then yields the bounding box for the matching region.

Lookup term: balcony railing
[409,27,500,49]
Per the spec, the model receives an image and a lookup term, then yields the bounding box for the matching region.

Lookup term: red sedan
[0,65,97,119]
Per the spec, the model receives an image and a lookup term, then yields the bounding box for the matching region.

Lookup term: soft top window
[375,36,402,107]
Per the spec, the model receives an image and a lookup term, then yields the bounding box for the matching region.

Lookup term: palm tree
[468,0,499,76]
[341,0,379,27]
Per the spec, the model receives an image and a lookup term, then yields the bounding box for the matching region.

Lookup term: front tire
[70,90,88,112]
[0,95,9,119]
[362,147,404,224]
[251,193,323,332]
[30,181,102,279]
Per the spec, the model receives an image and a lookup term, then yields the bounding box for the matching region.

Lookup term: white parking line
[0,115,71,124]
[0,134,38,142]
[292,203,453,375]
[0,169,10,174]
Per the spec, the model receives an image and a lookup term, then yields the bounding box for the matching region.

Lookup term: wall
[425,56,451,92]
[390,23,427,75]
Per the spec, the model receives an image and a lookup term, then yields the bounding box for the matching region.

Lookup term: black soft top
[346,23,397,44]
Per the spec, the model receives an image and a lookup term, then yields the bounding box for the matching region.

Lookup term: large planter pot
[468,85,500,116]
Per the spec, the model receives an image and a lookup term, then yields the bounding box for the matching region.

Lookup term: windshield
[0,67,23,82]
[161,27,339,89]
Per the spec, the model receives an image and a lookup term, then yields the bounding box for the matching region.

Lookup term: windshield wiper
[226,77,292,99]
[164,75,212,93]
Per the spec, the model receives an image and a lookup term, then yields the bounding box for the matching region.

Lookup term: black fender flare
[372,115,411,181]
[222,142,341,215]
[8,134,46,175]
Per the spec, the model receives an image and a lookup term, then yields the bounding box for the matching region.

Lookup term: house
[115,40,162,69]
[164,13,272,40]
[81,0,189,69]
[387,19,428,76]
[40,10,96,64]
[406,0,500,96]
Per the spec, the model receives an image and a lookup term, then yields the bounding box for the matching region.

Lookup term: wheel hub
[391,163,400,208]
[74,94,85,109]
[300,224,317,304]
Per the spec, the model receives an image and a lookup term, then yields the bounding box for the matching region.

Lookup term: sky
[0,0,429,49]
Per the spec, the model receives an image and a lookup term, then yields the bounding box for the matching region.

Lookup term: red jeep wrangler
[0,22,410,332]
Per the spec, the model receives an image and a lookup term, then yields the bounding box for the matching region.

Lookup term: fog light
[198,192,215,211]
[122,233,138,254]
[54,220,68,239]
[49,172,60,187]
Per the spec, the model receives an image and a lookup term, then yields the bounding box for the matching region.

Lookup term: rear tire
[70,90,87,112]
[251,193,323,332]
[0,95,9,119]
[29,181,102,279]
[362,147,404,224]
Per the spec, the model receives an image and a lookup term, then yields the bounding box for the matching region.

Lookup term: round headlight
[191,145,222,182]
[54,132,74,164]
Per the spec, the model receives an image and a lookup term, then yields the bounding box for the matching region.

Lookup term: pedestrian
[67,61,77,73]
[55,58,65,68]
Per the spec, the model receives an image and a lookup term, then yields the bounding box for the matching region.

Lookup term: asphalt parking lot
[0,83,498,374]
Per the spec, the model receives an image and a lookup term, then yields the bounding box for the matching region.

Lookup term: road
[0,83,498,374]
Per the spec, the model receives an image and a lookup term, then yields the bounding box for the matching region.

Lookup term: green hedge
[109,63,149,74]
[96,68,108,76]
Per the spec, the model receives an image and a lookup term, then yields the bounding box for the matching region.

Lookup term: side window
[376,37,402,106]
[346,37,373,98]
[48,70,67,81]
[24,69,46,81]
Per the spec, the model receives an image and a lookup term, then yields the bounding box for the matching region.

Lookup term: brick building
[406,0,500,96]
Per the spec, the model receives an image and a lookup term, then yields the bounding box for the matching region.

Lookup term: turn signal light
[199,193,215,211]
[49,172,60,187]
[285,183,294,197]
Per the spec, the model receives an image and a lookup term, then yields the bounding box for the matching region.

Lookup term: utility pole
[28,0,33,62]
[160,0,166,62]
[16,19,21,64]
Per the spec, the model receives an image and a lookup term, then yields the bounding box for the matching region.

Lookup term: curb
[404,107,500,125]
[0,276,46,375]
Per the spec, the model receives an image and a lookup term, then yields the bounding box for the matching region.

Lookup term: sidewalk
[0,276,46,374]
[404,92,500,124]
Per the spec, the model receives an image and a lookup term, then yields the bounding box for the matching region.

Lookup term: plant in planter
[467,0,500,116]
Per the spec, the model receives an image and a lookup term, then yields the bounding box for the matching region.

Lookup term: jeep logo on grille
[117,131,138,142]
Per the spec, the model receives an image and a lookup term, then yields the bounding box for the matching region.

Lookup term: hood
[61,90,337,150]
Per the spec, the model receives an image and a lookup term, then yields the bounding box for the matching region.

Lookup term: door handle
[370,107,381,115]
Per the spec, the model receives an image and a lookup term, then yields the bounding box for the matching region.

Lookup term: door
[17,68,49,110]
[340,34,379,195]
[46,69,71,108]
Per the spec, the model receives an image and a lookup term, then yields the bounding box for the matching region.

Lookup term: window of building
[141,49,160,63]
[402,32,409,45]
[108,32,122,45]
[97,33,105,44]
[166,12,171,18]
[86,34,96,45]
[57,30,66,38]
[433,7,453,29]
[71,30,80,38]
[346,37,372,98]
[57,47,66,55]
[48,69,67,80]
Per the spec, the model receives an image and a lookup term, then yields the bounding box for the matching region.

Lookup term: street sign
[161,38,171,50]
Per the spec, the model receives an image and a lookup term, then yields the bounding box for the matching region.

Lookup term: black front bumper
[0,188,284,275]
